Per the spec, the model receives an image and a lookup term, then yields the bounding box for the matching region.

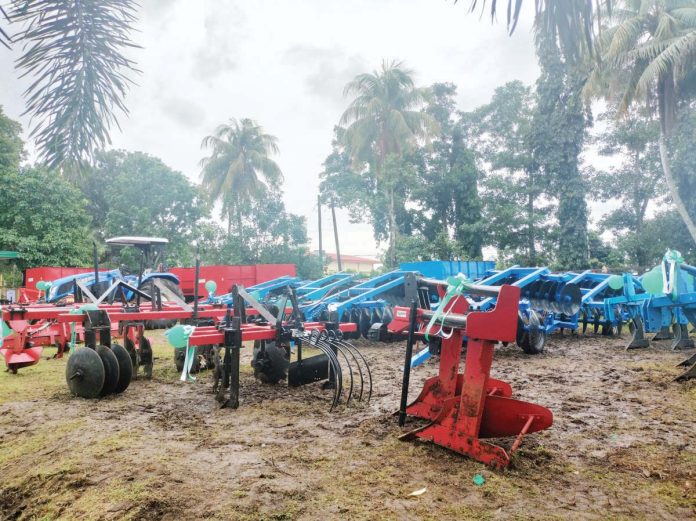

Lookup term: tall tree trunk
[227,206,233,237]
[658,132,696,244]
[236,203,243,244]
[388,187,397,268]
[527,182,535,265]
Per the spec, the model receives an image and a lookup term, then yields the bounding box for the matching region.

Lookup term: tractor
[45,237,184,328]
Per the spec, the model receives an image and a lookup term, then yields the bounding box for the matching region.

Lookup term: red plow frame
[390,281,553,468]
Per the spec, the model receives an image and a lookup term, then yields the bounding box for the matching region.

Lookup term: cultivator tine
[580,310,588,334]
[670,323,694,350]
[592,311,600,334]
[333,335,372,402]
[677,352,696,368]
[626,317,650,349]
[306,331,343,409]
[675,352,696,382]
[303,329,372,409]
[653,326,673,341]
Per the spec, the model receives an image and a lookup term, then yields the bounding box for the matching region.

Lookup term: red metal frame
[1,299,357,371]
[389,284,553,468]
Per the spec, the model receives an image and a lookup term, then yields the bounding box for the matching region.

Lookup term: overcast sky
[0,0,545,258]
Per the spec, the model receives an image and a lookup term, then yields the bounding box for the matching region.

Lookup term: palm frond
[10,0,140,173]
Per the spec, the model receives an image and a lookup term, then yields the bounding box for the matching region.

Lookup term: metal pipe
[418,276,501,298]
[331,201,342,271]
[420,309,468,329]
[399,300,418,427]
[193,245,200,320]
[92,242,99,285]
[680,263,696,277]
[318,195,323,270]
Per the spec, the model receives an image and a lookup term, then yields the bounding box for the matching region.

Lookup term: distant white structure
[322,252,381,274]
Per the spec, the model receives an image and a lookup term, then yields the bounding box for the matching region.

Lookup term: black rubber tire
[139,278,185,329]
[111,343,133,394]
[66,348,105,399]
[96,345,120,396]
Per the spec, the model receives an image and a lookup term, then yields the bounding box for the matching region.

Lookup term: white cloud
[0,0,544,258]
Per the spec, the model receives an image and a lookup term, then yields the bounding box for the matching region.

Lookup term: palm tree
[200,118,283,238]
[587,0,696,243]
[464,1,613,58]
[6,1,139,175]
[340,60,438,266]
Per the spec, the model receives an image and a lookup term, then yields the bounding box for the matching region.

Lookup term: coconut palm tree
[200,118,283,238]
[587,0,696,243]
[465,1,613,58]
[340,60,438,266]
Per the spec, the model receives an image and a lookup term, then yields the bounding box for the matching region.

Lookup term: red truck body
[24,267,94,290]
[169,264,296,298]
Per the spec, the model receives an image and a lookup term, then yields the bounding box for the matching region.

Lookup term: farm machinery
[171,282,371,409]
[401,267,583,367]
[44,237,183,316]
[391,276,553,468]
[2,268,372,409]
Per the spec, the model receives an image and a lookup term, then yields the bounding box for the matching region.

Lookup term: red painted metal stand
[390,284,553,468]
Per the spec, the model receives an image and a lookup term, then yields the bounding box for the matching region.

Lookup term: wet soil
[0,331,694,520]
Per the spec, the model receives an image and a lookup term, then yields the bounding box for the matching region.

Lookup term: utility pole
[317,195,323,271]
[331,200,342,271]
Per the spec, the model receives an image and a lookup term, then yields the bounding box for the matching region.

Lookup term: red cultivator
[1,276,371,410]
[390,279,553,468]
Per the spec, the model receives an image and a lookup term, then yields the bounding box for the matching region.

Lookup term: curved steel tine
[327,331,354,405]
[306,332,343,410]
[318,336,350,407]
[337,338,372,403]
[336,339,364,401]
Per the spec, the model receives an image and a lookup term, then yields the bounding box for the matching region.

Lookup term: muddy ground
[0,331,694,520]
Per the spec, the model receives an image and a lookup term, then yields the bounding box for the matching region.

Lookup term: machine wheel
[252,340,290,384]
[96,345,120,396]
[66,348,105,399]
[111,343,133,394]
[517,310,545,355]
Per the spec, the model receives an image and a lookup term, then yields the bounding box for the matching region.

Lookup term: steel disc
[111,343,133,394]
[527,280,542,308]
[521,281,537,306]
[350,309,362,339]
[252,340,290,384]
[538,281,554,311]
[140,337,153,379]
[124,337,138,373]
[382,307,393,325]
[547,282,562,313]
[359,309,372,339]
[66,348,105,399]
[96,345,120,396]
[559,284,582,315]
